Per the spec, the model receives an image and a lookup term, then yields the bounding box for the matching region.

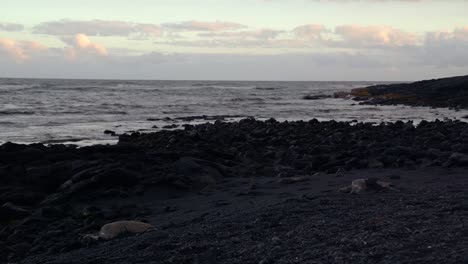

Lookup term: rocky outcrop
[349,75,468,109]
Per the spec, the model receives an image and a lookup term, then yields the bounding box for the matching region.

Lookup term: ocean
[1,78,467,146]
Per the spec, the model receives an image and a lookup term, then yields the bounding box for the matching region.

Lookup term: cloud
[3,20,468,80]
[160,33,299,49]
[0,34,108,63]
[73,34,108,55]
[198,29,284,40]
[0,22,24,32]
[262,0,426,2]
[4,49,463,81]
[334,25,420,47]
[162,20,247,32]
[431,26,468,43]
[32,19,247,39]
[293,24,327,41]
[155,28,289,48]
[0,38,46,62]
[33,19,161,38]
[419,26,468,67]
[309,0,423,2]
[62,34,108,60]
[158,23,421,49]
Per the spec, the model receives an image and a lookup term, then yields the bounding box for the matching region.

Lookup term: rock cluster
[2,118,468,262]
[120,118,468,173]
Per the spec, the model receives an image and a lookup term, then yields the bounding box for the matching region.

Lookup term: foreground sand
[2,119,468,263]
[24,167,468,264]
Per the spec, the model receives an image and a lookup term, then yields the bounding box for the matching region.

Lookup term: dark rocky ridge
[2,119,468,263]
[350,75,468,109]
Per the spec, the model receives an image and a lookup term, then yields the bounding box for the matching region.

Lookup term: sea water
[1,78,467,146]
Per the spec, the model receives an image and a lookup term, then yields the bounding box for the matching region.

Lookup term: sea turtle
[81,220,156,242]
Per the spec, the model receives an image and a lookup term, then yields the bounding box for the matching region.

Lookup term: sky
[0,0,467,81]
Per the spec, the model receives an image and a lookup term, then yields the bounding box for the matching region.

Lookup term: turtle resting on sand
[339,178,398,194]
[82,220,156,242]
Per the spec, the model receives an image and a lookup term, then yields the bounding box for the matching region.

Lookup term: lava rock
[0,202,30,222]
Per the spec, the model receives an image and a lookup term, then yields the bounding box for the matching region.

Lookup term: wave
[192,84,255,90]
[0,110,35,115]
[49,86,103,91]
[254,86,282,91]
[191,83,208,87]
[0,121,16,125]
[113,83,159,90]
[53,111,85,114]
[0,84,48,91]
[101,111,128,115]
[230,97,265,103]
[41,137,91,144]
[191,82,248,87]
[101,80,145,86]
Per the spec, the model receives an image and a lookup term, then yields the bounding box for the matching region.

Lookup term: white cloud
[334,25,420,48]
[262,0,429,2]
[162,20,247,32]
[0,22,24,32]
[0,38,46,62]
[199,29,284,39]
[62,34,108,60]
[293,24,328,42]
[419,26,468,67]
[2,19,468,80]
[33,19,161,38]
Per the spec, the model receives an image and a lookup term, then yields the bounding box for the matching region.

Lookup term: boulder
[98,168,139,187]
[0,202,30,222]
[333,91,351,98]
[277,176,309,184]
[302,94,330,100]
[104,130,116,136]
[172,157,223,189]
[339,178,397,194]
[447,152,468,166]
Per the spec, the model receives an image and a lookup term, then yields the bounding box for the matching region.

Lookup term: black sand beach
[2,118,468,263]
[3,0,468,262]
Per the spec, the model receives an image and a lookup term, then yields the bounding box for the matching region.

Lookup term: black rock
[447,152,468,166]
[302,94,330,100]
[352,75,468,109]
[162,124,179,129]
[104,130,116,136]
[0,202,30,222]
[41,206,66,219]
[172,157,223,189]
[98,168,139,187]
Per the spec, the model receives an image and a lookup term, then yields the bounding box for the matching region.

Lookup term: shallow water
[1,78,467,145]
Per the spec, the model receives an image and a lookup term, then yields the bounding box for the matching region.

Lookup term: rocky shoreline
[2,119,468,263]
[347,75,468,109]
